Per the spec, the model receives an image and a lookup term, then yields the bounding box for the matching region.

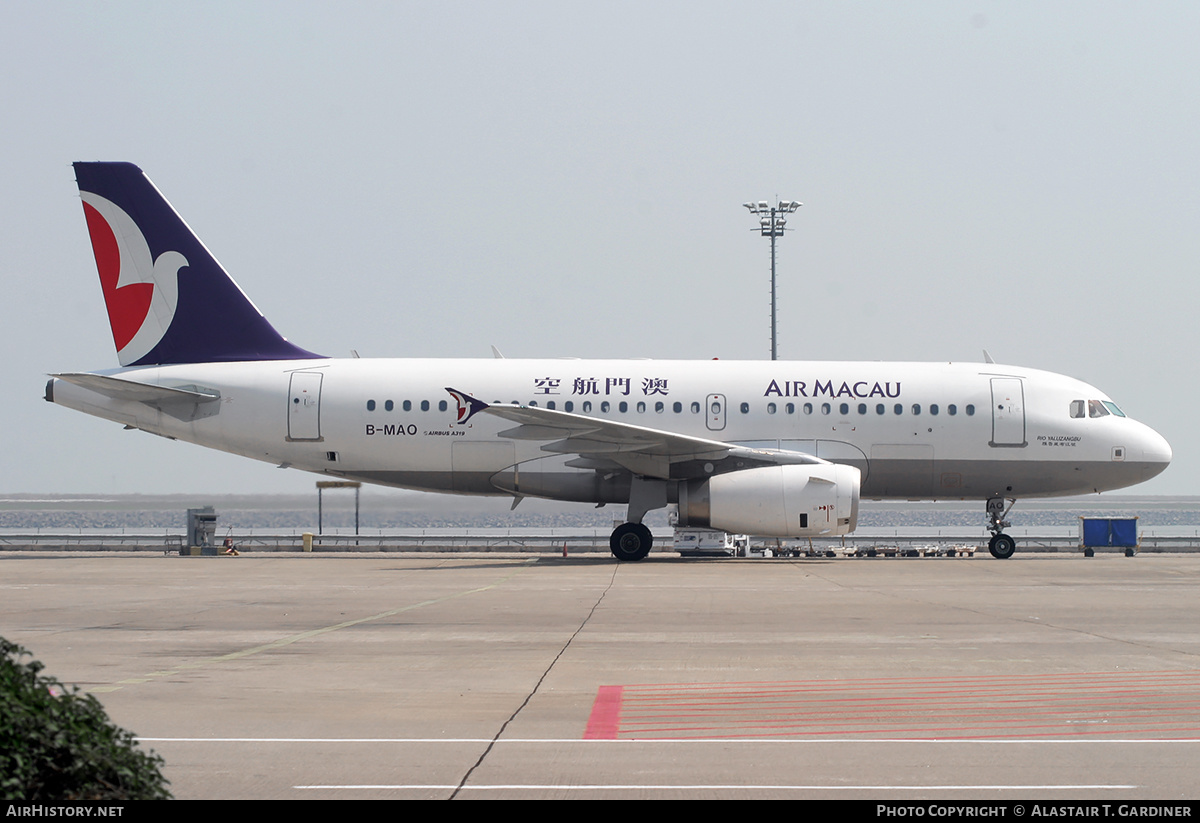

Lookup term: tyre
[610,522,653,561]
[989,533,1016,559]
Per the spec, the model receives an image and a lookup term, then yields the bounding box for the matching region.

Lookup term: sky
[2,1,1197,498]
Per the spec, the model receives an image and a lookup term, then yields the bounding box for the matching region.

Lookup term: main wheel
[610,522,653,561]
[989,533,1016,559]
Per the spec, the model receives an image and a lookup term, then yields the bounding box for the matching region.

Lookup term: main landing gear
[609,477,665,562]
[986,497,1017,559]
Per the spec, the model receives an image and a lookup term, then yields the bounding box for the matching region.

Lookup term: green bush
[0,637,170,801]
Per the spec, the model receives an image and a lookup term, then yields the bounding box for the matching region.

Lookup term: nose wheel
[611,522,653,561]
[988,532,1016,559]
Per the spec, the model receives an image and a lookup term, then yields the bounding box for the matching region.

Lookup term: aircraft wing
[448,388,826,480]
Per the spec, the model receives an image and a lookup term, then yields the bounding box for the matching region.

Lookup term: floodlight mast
[743,199,801,360]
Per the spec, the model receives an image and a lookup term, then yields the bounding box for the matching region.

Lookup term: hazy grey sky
[3,1,1196,496]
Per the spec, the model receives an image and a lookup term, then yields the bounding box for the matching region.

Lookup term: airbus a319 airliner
[46,163,1172,560]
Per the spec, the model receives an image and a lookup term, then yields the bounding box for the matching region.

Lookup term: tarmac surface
[3,550,1200,800]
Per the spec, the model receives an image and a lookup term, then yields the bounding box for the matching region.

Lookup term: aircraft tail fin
[72,162,321,366]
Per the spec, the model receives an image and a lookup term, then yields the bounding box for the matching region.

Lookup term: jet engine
[676,463,860,537]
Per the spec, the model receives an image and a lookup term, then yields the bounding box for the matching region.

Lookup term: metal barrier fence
[3,531,1200,553]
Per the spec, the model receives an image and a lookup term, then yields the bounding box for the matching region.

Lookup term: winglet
[445,387,489,425]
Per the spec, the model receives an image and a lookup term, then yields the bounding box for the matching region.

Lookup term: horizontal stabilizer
[50,372,221,422]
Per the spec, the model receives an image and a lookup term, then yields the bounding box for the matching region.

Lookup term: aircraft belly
[859,457,1157,499]
[340,470,475,494]
[865,445,933,497]
[490,468,631,504]
[451,441,516,492]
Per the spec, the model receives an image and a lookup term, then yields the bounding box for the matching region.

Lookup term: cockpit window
[1072,398,1127,419]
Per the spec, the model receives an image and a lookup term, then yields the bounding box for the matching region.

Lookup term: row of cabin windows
[769,402,975,416]
[365,399,448,412]
[364,399,977,417]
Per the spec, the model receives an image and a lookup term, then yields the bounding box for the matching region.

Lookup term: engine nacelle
[676,463,860,537]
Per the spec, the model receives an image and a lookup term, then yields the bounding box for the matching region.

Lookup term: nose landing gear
[987,497,1017,559]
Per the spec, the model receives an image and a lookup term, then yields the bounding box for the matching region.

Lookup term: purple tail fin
[73,162,322,366]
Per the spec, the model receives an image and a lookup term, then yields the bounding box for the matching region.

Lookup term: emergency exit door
[706,393,726,431]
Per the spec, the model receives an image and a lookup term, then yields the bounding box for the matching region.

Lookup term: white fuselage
[49,358,1171,505]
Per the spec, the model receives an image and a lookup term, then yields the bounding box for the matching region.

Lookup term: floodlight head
[758,201,768,210]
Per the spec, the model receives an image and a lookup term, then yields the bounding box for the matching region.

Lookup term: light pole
[743,199,801,360]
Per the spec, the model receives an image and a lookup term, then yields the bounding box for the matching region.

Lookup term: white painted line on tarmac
[294,783,1138,792]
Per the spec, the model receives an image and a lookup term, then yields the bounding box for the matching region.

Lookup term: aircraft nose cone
[1135,424,1172,481]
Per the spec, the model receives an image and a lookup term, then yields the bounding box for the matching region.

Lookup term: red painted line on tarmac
[584,685,624,740]
[584,672,1200,740]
